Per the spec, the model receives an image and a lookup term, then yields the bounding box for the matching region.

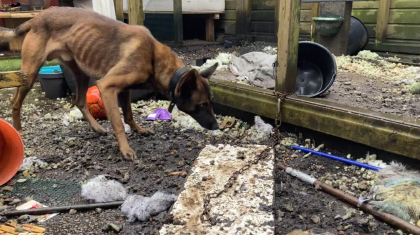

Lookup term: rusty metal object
[210,79,420,160]
[278,164,420,235]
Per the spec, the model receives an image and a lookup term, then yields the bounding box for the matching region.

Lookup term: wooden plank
[251,0,311,10]
[128,0,144,25]
[0,11,39,19]
[274,0,279,37]
[220,9,236,20]
[365,24,420,40]
[251,21,311,34]
[365,38,420,54]
[236,0,251,36]
[114,0,124,22]
[174,0,183,44]
[276,0,301,94]
[226,0,236,10]
[251,9,312,22]
[352,9,420,24]
[354,0,420,9]
[0,71,27,89]
[376,0,391,43]
[311,3,319,41]
[206,18,215,42]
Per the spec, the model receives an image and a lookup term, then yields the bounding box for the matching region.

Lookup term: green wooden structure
[217,0,420,54]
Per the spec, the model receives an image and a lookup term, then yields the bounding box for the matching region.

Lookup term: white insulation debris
[81,175,128,203]
[63,107,84,126]
[19,157,48,172]
[121,192,177,222]
[81,175,176,222]
[159,144,275,234]
[191,53,232,72]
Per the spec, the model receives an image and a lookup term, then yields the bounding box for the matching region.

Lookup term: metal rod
[291,145,382,171]
[278,164,420,235]
[0,201,124,217]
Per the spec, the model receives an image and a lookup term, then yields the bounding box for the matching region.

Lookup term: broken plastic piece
[146,108,172,121]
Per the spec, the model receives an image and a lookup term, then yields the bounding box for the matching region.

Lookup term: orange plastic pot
[0,118,24,186]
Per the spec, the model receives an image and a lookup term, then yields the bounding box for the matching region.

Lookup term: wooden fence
[217,0,420,54]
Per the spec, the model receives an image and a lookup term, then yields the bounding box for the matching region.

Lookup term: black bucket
[296,41,337,97]
[39,72,67,99]
[347,16,369,56]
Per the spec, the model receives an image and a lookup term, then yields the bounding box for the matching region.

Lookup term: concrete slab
[159,144,275,234]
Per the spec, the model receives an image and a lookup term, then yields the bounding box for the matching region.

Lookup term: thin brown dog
[0,7,219,160]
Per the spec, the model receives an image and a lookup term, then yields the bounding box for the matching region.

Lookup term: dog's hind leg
[12,33,45,134]
[62,61,107,133]
[118,89,154,135]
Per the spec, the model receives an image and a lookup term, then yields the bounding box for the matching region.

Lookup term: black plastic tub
[347,16,369,56]
[39,68,67,99]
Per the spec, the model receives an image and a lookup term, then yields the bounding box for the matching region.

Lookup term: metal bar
[210,79,420,160]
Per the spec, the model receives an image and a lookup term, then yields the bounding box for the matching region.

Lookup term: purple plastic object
[146,108,172,121]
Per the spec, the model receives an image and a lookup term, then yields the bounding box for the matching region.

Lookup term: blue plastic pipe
[291,145,383,171]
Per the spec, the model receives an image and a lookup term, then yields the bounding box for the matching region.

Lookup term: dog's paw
[91,123,107,134]
[137,127,155,136]
[120,147,137,161]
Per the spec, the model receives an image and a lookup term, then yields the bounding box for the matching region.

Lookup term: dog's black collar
[168,67,189,113]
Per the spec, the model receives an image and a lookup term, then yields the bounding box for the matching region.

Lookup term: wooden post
[315,1,352,56]
[206,17,215,42]
[274,0,279,38]
[174,0,183,44]
[310,3,320,42]
[375,0,391,44]
[276,0,301,94]
[128,0,144,25]
[114,0,124,22]
[236,0,251,38]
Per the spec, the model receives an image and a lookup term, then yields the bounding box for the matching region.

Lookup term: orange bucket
[0,118,24,186]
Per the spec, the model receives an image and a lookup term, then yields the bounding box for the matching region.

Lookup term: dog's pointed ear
[178,69,198,98]
[200,62,218,79]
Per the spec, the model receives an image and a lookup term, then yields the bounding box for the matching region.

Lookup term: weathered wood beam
[114,0,124,22]
[276,0,301,93]
[375,0,391,44]
[311,2,320,41]
[210,79,420,161]
[236,0,251,37]
[174,0,183,44]
[128,0,144,25]
[0,71,27,89]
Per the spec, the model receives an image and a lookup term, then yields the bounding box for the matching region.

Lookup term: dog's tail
[0,19,33,43]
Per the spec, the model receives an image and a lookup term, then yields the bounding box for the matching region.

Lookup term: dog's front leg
[97,76,136,160]
[118,89,154,135]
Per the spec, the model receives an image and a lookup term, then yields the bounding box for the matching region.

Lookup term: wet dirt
[0,42,415,235]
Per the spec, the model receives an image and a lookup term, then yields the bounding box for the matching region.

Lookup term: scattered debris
[0,220,46,235]
[121,191,177,223]
[15,200,58,222]
[62,107,83,126]
[81,175,128,203]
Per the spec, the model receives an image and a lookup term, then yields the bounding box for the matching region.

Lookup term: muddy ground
[0,86,409,234]
[0,41,418,235]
